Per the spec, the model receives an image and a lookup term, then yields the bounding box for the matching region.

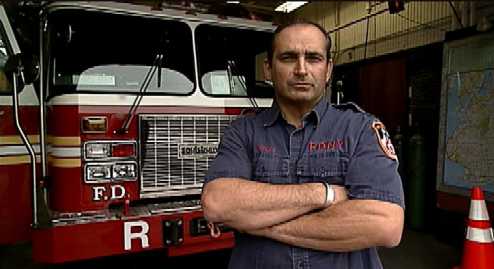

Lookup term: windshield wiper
[226,59,258,108]
[115,53,163,135]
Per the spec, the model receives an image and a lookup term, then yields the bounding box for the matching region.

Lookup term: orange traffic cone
[455,186,494,269]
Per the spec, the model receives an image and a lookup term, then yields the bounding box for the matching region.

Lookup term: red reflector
[112,144,135,157]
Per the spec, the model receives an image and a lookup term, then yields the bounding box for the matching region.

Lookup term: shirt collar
[263,101,281,127]
[263,98,329,127]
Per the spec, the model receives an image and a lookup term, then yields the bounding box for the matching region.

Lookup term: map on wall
[438,31,494,194]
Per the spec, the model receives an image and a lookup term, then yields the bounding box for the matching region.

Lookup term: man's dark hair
[267,19,332,65]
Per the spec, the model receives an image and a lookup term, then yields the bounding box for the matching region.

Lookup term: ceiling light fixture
[275,1,308,13]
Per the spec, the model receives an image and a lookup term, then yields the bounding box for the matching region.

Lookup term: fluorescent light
[275,1,308,13]
[226,1,240,3]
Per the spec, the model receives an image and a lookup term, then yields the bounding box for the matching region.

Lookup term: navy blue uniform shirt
[205,99,404,269]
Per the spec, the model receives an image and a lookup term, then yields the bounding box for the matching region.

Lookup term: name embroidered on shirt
[308,140,344,152]
[256,144,274,154]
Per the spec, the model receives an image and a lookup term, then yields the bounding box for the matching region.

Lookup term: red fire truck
[0,1,273,263]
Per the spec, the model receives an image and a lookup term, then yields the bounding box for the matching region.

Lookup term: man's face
[264,24,332,107]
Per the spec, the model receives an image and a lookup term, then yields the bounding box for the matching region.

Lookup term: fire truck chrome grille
[139,114,236,198]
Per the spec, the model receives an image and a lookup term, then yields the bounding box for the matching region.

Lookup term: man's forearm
[201,178,326,231]
[248,199,404,252]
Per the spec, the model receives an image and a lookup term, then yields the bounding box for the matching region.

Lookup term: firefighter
[201,20,404,269]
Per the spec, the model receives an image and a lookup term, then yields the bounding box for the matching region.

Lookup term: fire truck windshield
[196,24,274,98]
[48,10,195,96]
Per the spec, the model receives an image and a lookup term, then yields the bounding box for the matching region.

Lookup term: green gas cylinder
[406,128,427,230]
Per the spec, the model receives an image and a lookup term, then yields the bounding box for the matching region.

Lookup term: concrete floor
[379,229,461,269]
[0,229,462,269]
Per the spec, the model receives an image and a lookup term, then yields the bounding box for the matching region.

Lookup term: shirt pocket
[298,153,349,185]
[252,154,281,182]
[252,153,289,184]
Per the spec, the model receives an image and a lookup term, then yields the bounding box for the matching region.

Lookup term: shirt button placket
[289,129,303,180]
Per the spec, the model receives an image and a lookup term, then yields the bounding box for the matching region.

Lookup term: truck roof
[45,1,275,32]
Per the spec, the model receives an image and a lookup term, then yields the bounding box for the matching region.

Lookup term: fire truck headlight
[86,164,112,182]
[85,143,111,159]
[113,163,137,180]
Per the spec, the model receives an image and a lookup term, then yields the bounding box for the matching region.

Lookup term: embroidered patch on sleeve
[371,120,397,160]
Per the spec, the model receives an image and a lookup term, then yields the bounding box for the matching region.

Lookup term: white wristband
[322,182,335,208]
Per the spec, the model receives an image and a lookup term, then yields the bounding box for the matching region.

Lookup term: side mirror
[4,53,40,92]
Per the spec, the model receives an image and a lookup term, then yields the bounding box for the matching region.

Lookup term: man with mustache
[202,20,404,269]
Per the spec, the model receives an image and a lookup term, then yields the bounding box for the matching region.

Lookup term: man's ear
[263,58,272,82]
[326,59,333,83]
